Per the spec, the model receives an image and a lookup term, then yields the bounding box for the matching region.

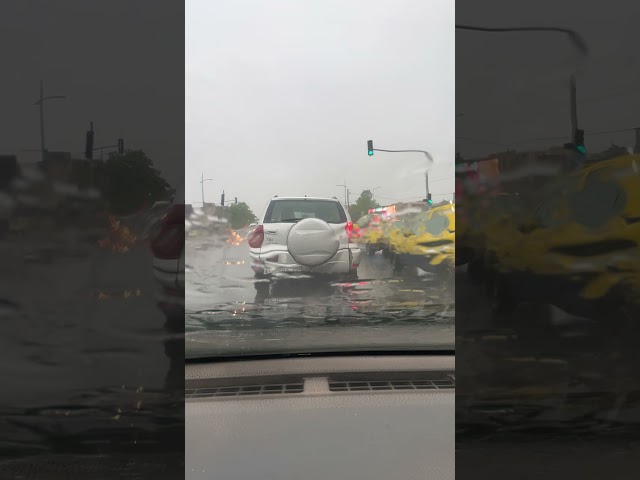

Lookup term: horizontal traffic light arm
[370,148,434,163]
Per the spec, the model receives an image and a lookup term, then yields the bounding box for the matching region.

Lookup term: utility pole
[336,180,348,206]
[344,179,347,206]
[634,127,640,154]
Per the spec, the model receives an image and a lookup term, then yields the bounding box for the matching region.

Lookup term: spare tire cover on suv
[287,218,340,267]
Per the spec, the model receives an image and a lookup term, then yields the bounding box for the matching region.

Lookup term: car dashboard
[186,354,454,480]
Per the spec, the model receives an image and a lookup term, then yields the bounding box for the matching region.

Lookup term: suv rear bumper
[250,247,361,276]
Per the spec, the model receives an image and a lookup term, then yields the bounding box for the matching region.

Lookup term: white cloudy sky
[186,0,454,216]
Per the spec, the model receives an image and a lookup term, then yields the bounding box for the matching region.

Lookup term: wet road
[456,265,640,434]
[185,234,454,355]
[0,229,183,469]
[1,235,171,404]
[457,270,640,479]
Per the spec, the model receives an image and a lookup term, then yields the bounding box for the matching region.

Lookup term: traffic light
[574,129,585,154]
[235,197,238,204]
[565,129,586,155]
[85,128,94,160]
[425,194,433,205]
[367,140,374,156]
[221,191,225,206]
[117,138,124,155]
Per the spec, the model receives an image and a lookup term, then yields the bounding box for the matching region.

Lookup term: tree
[101,150,175,215]
[349,190,380,221]
[229,202,257,229]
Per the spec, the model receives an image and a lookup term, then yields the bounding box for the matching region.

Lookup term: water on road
[185,234,455,357]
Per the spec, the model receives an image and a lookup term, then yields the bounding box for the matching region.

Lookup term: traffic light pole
[570,75,578,141]
[370,148,434,164]
[457,23,590,156]
[425,171,429,204]
[366,142,434,204]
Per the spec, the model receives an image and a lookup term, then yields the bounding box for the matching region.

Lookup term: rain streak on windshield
[185,0,455,359]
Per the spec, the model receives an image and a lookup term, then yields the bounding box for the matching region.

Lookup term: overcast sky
[456,0,640,160]
[186,0,454,216]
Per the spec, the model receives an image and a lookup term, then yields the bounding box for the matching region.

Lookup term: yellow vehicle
[389,203,455,275]
[483,154,640,320]
[355,213,384,255]
[357,206,396,256]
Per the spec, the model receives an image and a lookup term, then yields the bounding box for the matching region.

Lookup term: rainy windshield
[456,0,640,463]
[410,211,451,236]
[185,0,455,359]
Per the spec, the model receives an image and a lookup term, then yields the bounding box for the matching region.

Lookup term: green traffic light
[576,145,586,154]
[368,150,373,156]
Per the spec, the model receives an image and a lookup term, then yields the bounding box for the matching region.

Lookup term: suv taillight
[346,222,359,242]
[150,205,185,259]
[248,225,264,248]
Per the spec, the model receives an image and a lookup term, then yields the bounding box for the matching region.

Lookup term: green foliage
[101,150,174,215]
[349,190,380,221]
[229,202,257,229]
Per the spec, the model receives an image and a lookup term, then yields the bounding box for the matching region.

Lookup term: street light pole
[33,80,66,163]
[200,173,214,205]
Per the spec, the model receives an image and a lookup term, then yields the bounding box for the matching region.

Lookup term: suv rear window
[264,199,347,224]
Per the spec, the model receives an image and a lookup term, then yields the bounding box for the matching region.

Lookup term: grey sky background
[186,0,454,217]
[1,1,184,200]
[456,0,640,160]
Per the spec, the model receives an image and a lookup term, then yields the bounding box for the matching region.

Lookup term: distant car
[248,196,361,283]
[149,203,185,316]
[356,214,385,255]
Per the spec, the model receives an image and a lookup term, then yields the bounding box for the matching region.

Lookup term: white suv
[248,196,361,280]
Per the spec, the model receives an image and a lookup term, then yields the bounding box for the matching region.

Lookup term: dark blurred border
[456,1,640,478]
[0,1,184,477]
